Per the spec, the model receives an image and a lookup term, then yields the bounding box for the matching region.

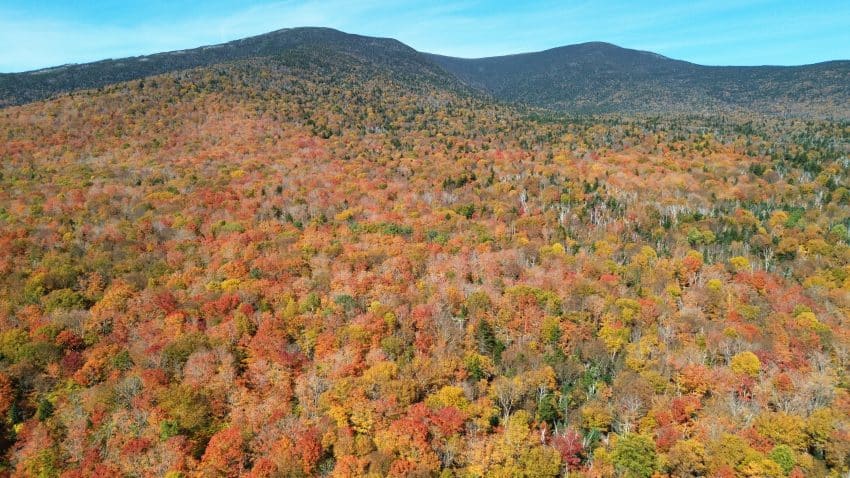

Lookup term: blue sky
[1,0,849,72]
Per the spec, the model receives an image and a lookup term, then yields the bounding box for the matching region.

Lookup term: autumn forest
[0,27,849,478]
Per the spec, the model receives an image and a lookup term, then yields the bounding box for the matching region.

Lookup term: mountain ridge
[0,27,465,107]
[424,42,850,117]
[432,40,847,68]
[2,27,849,117]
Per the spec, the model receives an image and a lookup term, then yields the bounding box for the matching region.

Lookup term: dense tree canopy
[0,48,849,477]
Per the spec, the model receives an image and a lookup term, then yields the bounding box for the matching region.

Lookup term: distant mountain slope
[425,42,850,117]
[0,27,465,107]
[2,28,849,118]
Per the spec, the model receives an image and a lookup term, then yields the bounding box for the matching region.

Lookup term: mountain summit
[0,27,463,107]
[2,27,849,117]
[426,42,850,116]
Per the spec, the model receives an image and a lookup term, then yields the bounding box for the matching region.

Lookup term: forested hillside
[427,43,850,117]
[0,27,465,108]
[1,38,850,477]
[2,27,850,118]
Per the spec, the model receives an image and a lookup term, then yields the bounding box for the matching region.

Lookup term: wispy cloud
[1,0,848,72]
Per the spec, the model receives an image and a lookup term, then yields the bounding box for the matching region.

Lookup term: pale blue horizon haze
[1,0,848,73]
